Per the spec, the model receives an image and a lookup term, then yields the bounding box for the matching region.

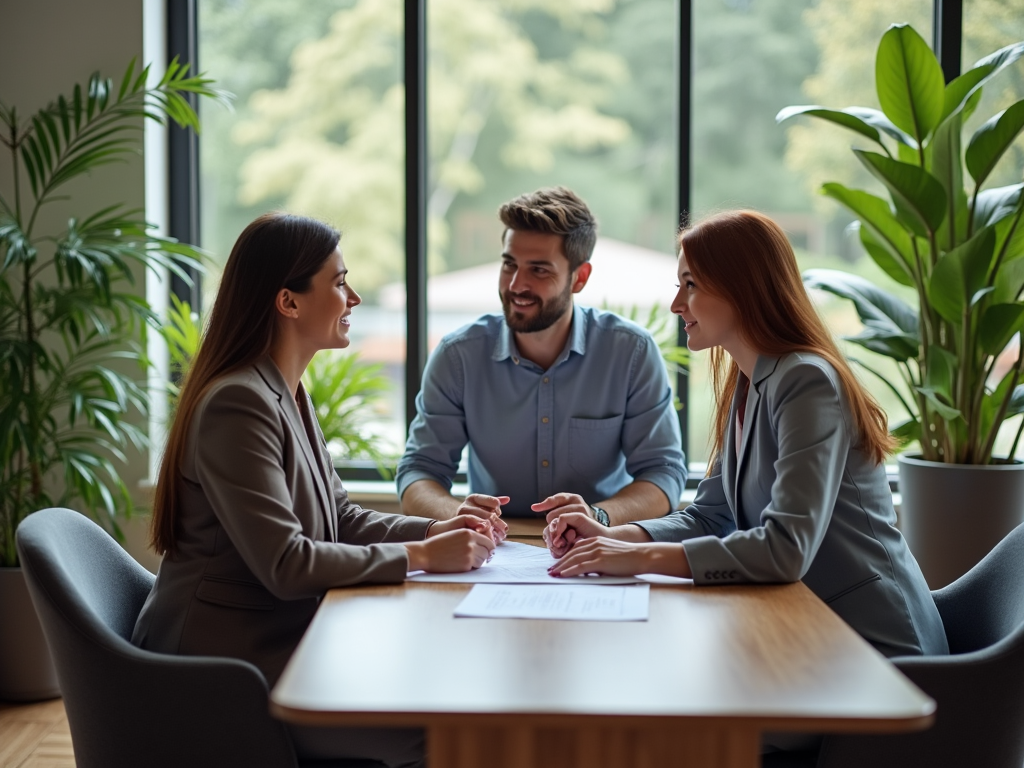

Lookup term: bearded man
[396,187,686,532]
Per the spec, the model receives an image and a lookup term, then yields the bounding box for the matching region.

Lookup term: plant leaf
[859,224,915,287]
[974,183,1024,231]
[875,24,945,143]
[916,386,963,421]
[855,150,947,235]
[821,183,916,278]
[942,41,1024,120]
[978,303,1024,356]
[966,99,1024,187]
[777,105,890,147]
[928,225,997,323]
[930,112,968,251]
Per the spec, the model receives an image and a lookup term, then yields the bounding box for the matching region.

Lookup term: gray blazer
[132,357,432,686]
[637,353,948,658]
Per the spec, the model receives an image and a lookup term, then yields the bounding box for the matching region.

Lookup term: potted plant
[778,24,1024,588]
[0,60,225,700]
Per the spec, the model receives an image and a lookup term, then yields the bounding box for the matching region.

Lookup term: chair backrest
[16,508,300,768]
[932,521,1024,654]
[816,522,1024,768]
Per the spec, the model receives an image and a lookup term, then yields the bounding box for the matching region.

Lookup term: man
[396,186,686,532]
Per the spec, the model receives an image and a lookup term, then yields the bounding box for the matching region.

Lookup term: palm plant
[0,60,227,566]
[778,25,1024,465]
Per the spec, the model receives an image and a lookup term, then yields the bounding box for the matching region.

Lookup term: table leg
[428,724,761,768]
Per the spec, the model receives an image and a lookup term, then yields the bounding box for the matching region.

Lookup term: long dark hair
[681,210,896,468]
[151,212,340,555]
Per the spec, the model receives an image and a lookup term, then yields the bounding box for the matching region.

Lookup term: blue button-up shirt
[396,305,687,517]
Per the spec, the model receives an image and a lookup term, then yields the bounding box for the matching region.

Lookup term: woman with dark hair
[133,212,495,767]
[544,210,946,661]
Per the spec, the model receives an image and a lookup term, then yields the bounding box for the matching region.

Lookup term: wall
[0,0,161,572]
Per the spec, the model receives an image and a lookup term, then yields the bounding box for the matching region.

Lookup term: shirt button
[543,377,550,383]
[542,460,550,467]
[541,417,549,423]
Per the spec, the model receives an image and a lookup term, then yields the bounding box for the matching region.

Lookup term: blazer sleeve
[192,382,412,600]
[682,361,850,585]
[632,459,735,541]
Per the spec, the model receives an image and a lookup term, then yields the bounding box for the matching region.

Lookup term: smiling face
[498,229,581,333]
[671,250,740,353]
[290,247,361,351]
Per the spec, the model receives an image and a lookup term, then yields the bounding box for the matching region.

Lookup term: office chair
[764,521,1024,768]
[16,507,385,768]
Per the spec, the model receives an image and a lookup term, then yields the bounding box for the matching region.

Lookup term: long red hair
[151,213,340,556]
[681,210,896,468]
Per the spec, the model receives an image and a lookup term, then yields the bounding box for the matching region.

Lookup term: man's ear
[275,288,300,319]
[571,262,593,294]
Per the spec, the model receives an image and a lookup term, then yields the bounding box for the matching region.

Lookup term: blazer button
[729,570,738,579]
[704,571,712,580]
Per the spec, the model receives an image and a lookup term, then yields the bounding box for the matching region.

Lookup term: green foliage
[780,25,1024,464]
[301,352,396,479]
[158,298,394,478]
[0,60,228,566]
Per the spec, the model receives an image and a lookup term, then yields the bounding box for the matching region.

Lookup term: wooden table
[270,521,935,768]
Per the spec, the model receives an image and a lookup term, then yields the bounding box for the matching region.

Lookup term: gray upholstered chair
[15,507,384,768]
[764,521,1024,768]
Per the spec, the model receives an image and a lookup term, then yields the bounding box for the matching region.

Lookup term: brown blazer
[132,357,431,685]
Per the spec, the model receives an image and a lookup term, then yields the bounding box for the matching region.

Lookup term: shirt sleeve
[395,340,470,498]
[619,333,687,507]
[192,383,411,601]
[633,460,736,541]
[682,362,851,585]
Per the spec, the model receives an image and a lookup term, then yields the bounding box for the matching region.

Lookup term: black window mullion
[933,0,963,84]
[404,0,428,432]
[167,0,202,314]
[677,0,692,463]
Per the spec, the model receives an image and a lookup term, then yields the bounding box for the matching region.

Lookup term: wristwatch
[588,504,610,527]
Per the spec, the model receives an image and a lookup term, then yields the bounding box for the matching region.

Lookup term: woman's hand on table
[543,512,607,558]
[406,518,496,573]
[456,493,509,543]
[548,538,691,579]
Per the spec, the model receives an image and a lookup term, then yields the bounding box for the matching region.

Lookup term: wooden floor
[0,699,74,768]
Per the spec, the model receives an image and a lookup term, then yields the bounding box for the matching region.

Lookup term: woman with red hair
[545,210,946,661]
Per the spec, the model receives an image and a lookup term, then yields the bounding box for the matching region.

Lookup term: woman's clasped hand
[405,515,496,573]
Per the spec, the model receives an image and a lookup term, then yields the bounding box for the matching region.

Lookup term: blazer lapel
[733,356,780,525]
[254,358,334,541]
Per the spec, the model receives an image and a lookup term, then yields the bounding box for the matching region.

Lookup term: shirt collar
[491,303,587,364]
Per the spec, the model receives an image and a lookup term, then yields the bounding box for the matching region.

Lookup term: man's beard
[501,279,573,333]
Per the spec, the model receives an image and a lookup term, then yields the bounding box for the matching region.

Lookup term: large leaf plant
[0,60,227,565]
[779,24,1024,465]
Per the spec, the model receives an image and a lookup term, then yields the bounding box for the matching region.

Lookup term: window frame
[170,0,964,487]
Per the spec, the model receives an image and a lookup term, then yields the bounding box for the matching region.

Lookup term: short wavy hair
[498,186,597,271]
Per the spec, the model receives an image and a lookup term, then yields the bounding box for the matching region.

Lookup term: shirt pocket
[568,415,624,477]
[195,575,275,611]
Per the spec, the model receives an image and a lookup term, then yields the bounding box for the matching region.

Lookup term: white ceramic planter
[0,567,60,701]
[898,454,1024,590]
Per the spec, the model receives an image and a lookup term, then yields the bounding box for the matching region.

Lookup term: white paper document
[407,540,643,585]
[454,583,650,621]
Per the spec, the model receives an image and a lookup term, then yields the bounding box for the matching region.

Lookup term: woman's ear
[275,288,300,319]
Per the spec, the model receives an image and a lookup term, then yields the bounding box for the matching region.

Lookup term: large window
[187,0,1006,474]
